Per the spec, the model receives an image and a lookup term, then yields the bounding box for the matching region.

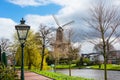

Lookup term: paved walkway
[17,71,53,80]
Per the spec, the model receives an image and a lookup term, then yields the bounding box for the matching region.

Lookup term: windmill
[52,15,74,57]
[51,15,74,72]
[52,15,74,43]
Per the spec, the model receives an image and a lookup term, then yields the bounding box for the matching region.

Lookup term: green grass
[56,64,76,69]
[31,69,93,80]
[56,64,87,69]
[90,64,120,70]
[15,66,29,70]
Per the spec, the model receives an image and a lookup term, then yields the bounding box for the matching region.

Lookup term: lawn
[90,64,120,70]
[56,64,76,69]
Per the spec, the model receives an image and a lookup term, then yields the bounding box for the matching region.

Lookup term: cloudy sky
[0,0,120,53]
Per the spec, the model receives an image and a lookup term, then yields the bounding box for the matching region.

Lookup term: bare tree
[38,24,53,71]
[0,38,11,53]
[66,29,81,76]
[93,41,115,68]
[93,41,115,53]
[83,1,120,80]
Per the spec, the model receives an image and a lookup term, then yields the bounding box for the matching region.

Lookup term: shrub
[0,63,19,80]
[83,58,91,65]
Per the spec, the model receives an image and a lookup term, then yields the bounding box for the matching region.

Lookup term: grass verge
[90,64,120,70]
[31,69,94,80]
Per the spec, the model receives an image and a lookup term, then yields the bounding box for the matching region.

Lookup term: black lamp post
[15,18,30,80]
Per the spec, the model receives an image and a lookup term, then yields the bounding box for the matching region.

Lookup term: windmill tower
[52,15,74,60]
[56,27,63,42]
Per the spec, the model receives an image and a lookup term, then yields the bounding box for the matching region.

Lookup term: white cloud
[6,0,120,52]
[0,18,16,40]
[25,14,57,31]
[8,0,82,7]
[23,0,92,32]
[53,0,91,15]
[81,41,94,53]
[7,0,92,31]
[8,0,51,7]
[113,0,120,6]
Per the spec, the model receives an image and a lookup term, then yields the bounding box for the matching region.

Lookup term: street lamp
[15,18,30,80]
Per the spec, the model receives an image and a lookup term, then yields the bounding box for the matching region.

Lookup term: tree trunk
[28,62,32,70]
[28,51,32,70]
[54,58,57,72]
[40,38,45,71]
[103,42,107,80]
[69,59,71,76]
[104,55,107,80]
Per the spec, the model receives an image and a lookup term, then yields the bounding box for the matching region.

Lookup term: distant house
[107,50,120,64]
[82,50,120,64]
[82,53,104,64]
[89,53,101,62]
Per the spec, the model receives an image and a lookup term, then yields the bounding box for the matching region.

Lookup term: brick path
[17,71,53,80]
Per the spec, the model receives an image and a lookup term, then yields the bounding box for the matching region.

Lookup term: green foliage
[0,64,19,80]
[76,57,85,66]
[46,55,55,65]
[31,69,93,80]
[15,31,41,68]
[14,30,49,70]
[83,58,90,65]
[76,59,81,66]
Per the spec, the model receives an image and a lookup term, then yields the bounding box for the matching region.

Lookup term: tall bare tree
[83,1,120,80]
[38,24,53,71]
[66,29,81,76]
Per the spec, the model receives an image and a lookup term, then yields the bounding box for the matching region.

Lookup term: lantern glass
[15,18,30,44]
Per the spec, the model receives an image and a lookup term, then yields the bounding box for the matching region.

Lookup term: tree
[82,57,90,65]
[93,42,115,68]
[0,38,11,65]
[0,38,11,53]
[67,44,80,76]
[83,1,120,80]
[93,41,115,53]
[38,24,53,71]
[25,31,42,69]
[66,29,81,76]
[15,30,42,69]
[46,51,55,65]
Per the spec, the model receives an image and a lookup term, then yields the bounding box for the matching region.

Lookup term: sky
[0,0,120,53]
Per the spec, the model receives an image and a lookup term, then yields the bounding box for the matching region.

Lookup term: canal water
[56,69,120,80]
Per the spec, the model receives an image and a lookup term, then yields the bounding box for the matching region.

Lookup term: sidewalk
[17,71,53,80]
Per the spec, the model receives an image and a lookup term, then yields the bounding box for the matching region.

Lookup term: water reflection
[56,69,120,80]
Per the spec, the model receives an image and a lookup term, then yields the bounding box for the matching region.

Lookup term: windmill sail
[52,15,60,27]
[62,21,74,28]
